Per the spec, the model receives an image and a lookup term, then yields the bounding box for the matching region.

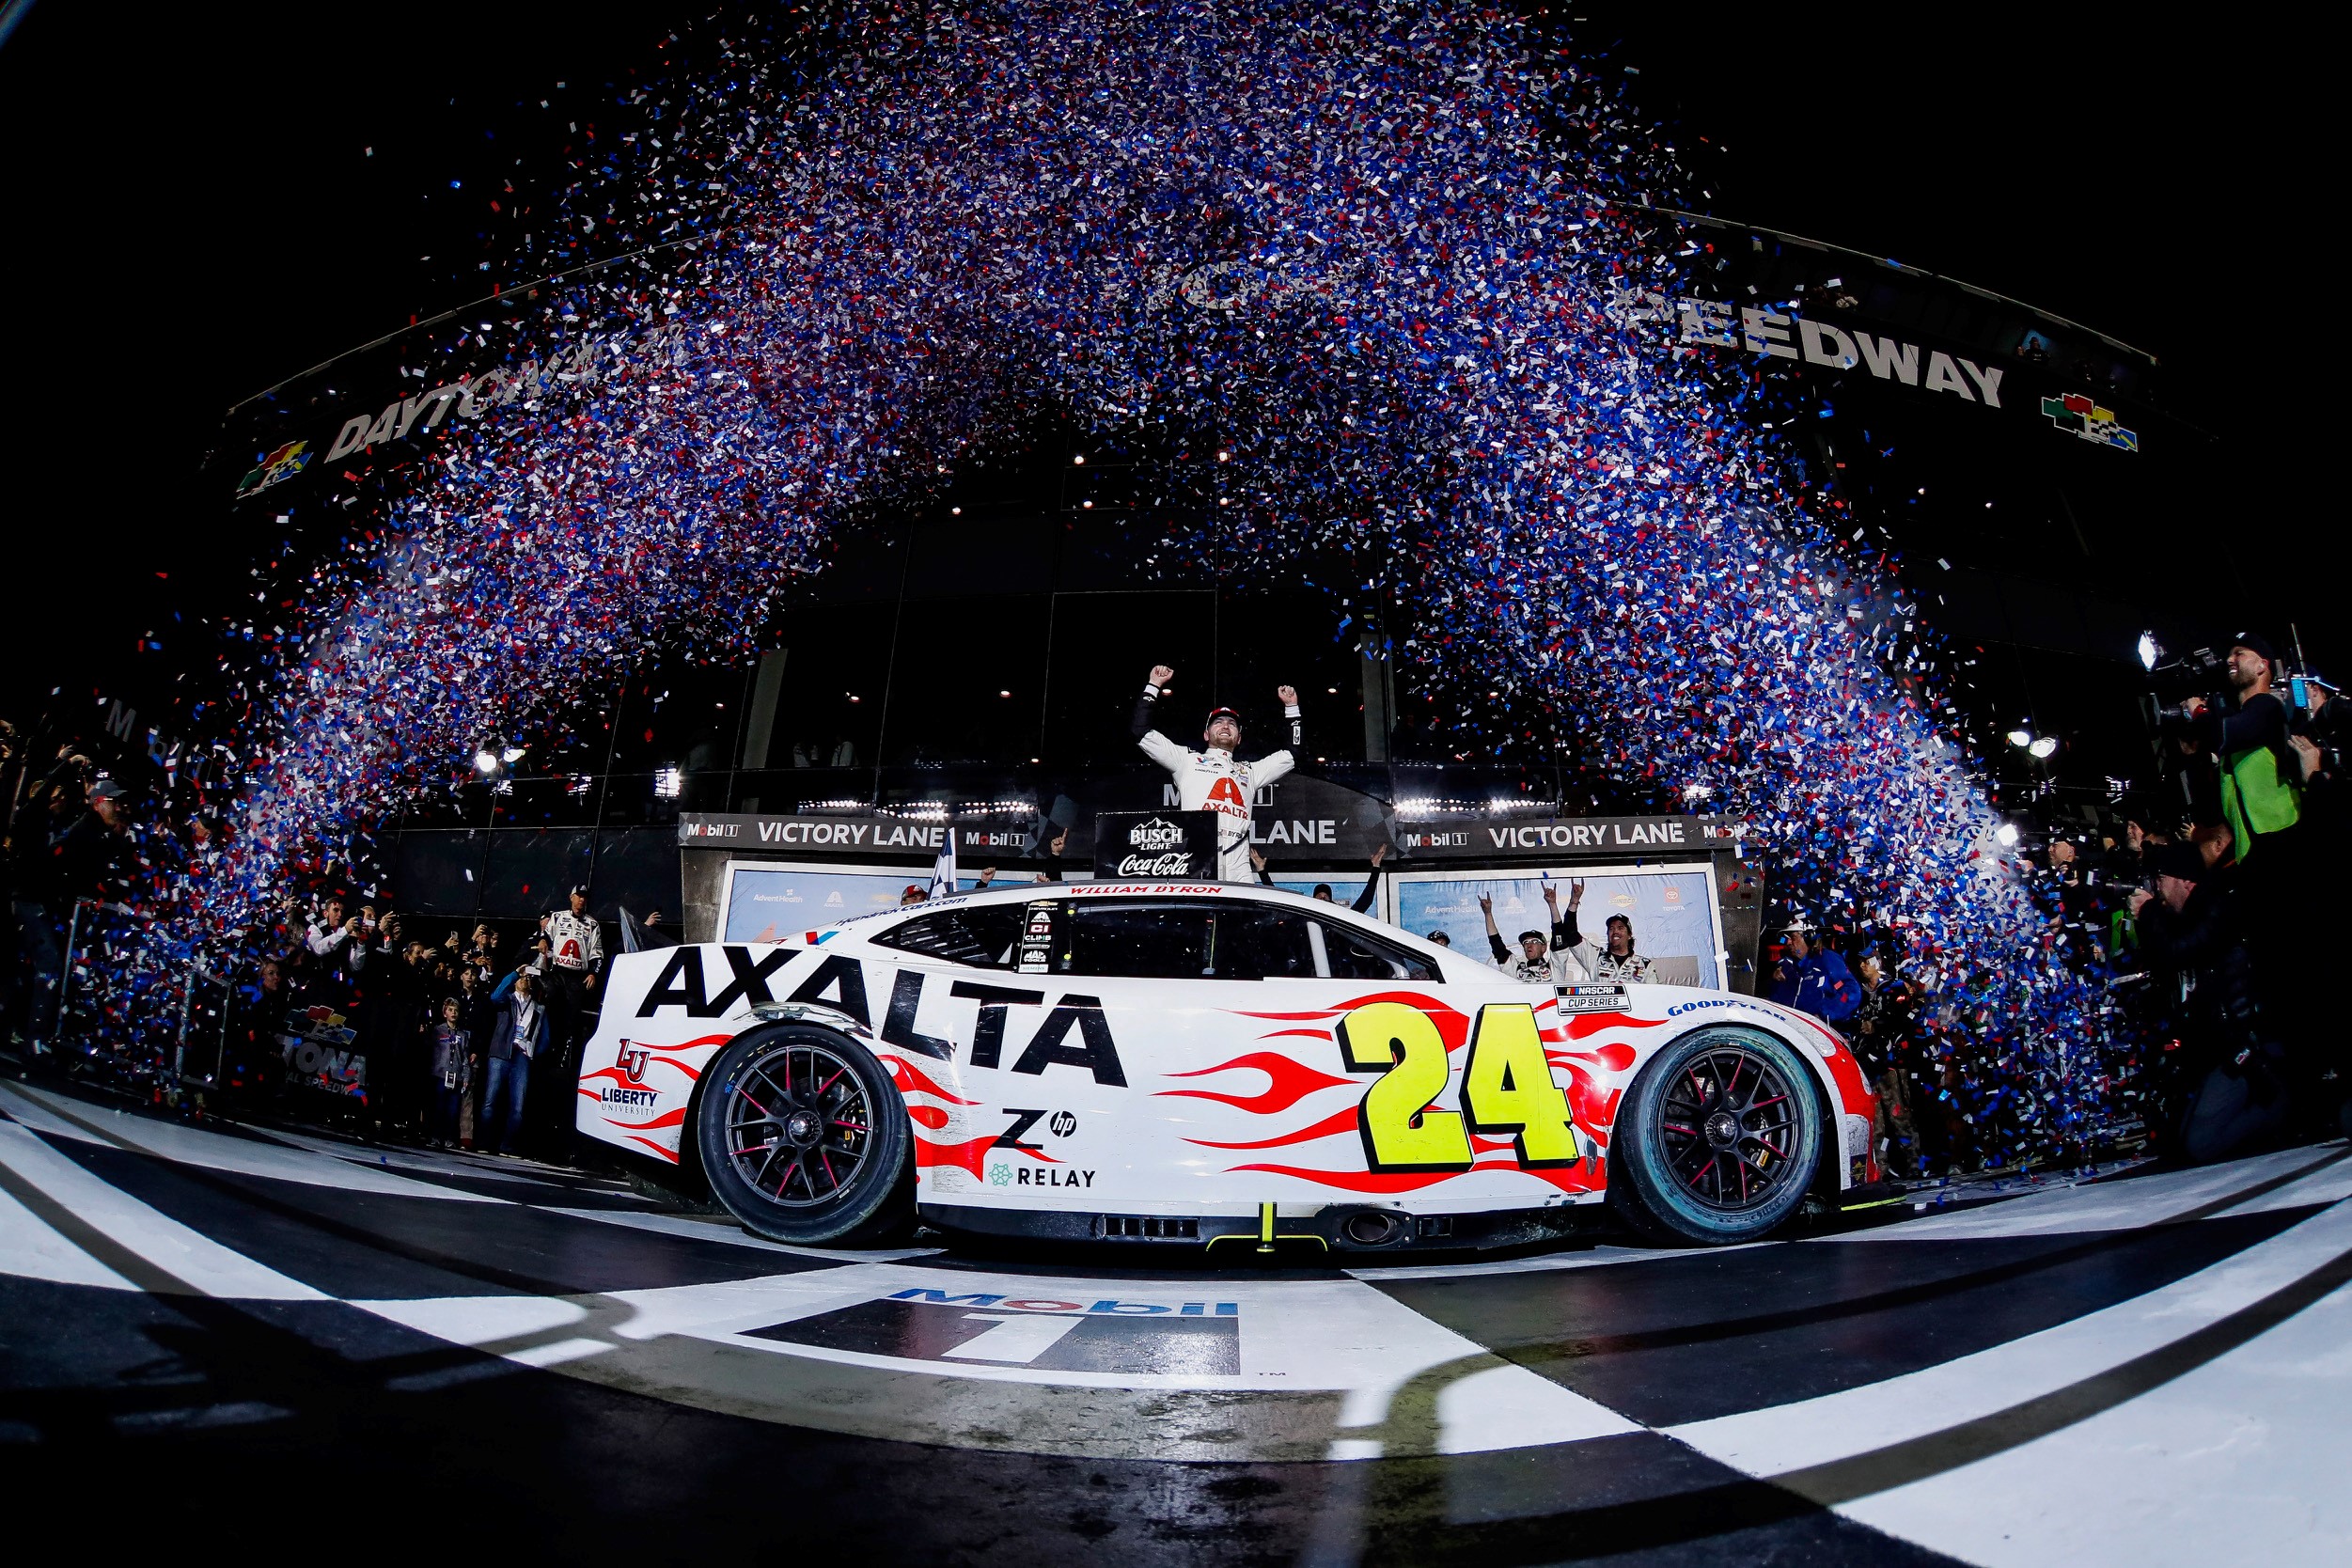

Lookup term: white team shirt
[546,909,604,973]
[1137,731,1295,883]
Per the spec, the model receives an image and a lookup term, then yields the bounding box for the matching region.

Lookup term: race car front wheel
[1607,1025,1823,1246]
[697,1025,913,1246]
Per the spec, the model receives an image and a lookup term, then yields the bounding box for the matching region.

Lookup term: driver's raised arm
[1134,663,1189,769]
[1480,892,1510,964]
[1252,683,1302,786]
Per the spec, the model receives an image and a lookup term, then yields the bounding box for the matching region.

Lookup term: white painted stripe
[0,1119,326,1300]
[1827,1144,2340,1242]
[0,1182,136,1290]
[1355,1241,1762,1282]
[1838,1263,2352,1565]
[507,1337,618,1369]
[0,1082,500,1203]
[540,1204,940,1262]
[355,1294,589,1347]
[1668,1195,2352,1477]
[0,1080,109,1143]
[259,1124,617,1195]
[2209,1147,2352,1216]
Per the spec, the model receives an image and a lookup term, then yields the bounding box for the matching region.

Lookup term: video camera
[2136,639,2226,818]
[2137,643,2225,741]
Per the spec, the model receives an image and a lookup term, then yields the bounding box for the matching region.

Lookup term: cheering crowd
[0,719,664,1157]
[218,884,672,1155]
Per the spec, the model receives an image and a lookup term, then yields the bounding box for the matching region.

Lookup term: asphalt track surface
[4,1075,2347,1565]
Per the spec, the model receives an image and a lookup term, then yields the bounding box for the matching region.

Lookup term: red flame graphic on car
[1157,1052,1356,1116]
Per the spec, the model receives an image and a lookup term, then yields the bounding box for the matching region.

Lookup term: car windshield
[873,902,1027,968]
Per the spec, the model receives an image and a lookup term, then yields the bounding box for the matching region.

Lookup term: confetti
[123,2,2113,1160]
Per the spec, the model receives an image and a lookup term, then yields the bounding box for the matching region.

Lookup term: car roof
[863,879,1465,967]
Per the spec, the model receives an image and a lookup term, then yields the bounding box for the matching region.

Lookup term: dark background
[0,2,2329,728]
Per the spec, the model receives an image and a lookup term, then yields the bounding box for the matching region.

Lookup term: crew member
[1481,890,1576,982]
[1132,664,1301,882]
[1766,916,1860,1021]
[541,884,604,1069]
[1551,879,1657,983]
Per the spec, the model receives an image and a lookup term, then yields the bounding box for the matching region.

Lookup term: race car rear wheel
[697,1025,913,1246]
[1607,1025,1822,1246]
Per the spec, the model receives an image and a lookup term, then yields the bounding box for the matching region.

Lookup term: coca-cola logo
[1127,816,1187,852]
[1115,851,1195,876]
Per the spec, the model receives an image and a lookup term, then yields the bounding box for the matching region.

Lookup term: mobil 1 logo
[745,1290,1241,1374]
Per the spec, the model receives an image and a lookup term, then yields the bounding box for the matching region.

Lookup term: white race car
[575,881,1879,1250]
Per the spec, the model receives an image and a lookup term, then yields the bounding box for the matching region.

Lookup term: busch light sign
[1092,811,1218,879]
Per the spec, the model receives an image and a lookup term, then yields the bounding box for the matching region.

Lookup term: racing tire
[1607,1025,1823,1247]
[696,1024,914,1246]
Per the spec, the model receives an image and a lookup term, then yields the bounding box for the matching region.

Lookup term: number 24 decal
[1336,1001,1581,1172]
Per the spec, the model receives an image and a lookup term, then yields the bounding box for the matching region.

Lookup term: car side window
[874,904,1026,968]
[1215,903,1319,980]
[1314,917,1437,981]
[1064,902,1218,979]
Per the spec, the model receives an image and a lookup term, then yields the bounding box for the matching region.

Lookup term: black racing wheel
[1607,1025,1823,1246]
[696,1024,913,1246]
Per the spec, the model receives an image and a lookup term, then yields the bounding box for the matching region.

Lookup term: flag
[928,832,958,901]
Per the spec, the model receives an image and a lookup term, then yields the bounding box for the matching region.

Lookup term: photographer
[2128,842,2286,1162]
[2175,634,2301,868]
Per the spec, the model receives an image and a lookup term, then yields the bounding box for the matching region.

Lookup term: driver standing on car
[1132,664,1303,883]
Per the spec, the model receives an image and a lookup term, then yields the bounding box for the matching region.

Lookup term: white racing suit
[546,909,605,976]
[1133,683,1300,882]
[1555,910,1655,984]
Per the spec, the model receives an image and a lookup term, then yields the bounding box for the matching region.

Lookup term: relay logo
[2041,391,2139,452]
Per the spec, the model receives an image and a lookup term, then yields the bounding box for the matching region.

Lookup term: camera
[2139,645,2225,742]
[2286,672,2342,778]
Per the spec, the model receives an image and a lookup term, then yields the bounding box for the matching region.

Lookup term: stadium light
[2137,632,2161,672]
[1994,823,2020,847]
[501,745,526,763]
[2005,729,2033,748]
[2028,735,2059,760]
[653,766,683,799]
[472,747,500,775]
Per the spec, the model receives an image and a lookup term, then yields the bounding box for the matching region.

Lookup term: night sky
[0,3,2326,727]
